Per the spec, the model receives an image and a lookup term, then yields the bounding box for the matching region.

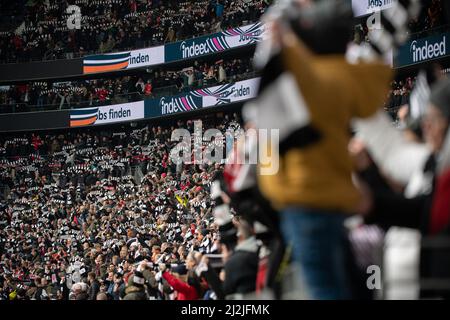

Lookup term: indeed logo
[129,53,150,65]
[160,97,182,115]
[410,36,446,63]
[181,41,211,59]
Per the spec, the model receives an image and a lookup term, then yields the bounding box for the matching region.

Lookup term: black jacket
[88,280,100,300]
[223,238,259,297]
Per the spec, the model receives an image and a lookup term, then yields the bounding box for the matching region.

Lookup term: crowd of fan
[0,57,254,113]
[409,0,446,33]
[384,66,450,119]
[354,0,447,44]
[0,0,271,63]
[0,112,258,300]
[384,77,415,111]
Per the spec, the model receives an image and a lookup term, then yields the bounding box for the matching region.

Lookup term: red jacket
[430,168,450,234]
[162,272,198,300]
[31,136,42,151]
[144,83,152,95]
[96,89,108,101]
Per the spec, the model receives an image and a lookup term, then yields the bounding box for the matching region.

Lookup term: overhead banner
[83,46,165,74]
[165,23,265,61]
[70,101,145,127]
[395,31,449,68]
[145,78,260,118]
[352,0,396,17]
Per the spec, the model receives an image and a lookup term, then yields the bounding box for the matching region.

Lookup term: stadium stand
[2,0,450,303]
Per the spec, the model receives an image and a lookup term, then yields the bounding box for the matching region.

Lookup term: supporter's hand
[349,138,372,172]
[158,263,167,272]
[195,259,209,277]
[397,105,409,123]
[219,270,226,282]
[201,255,209,266]
[138,259,148,271]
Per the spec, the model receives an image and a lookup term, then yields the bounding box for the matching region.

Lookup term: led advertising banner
[0,79,260,132]
[82,23,265,74]
[69,101,145,127]
[82,46,165,74]
[395,31,450,68]
[352,0,396,17]
[165,23,265,62]
[145,78,260,118]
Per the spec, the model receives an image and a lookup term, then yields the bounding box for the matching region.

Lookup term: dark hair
[187,271,203,297]
[289,0,353,55]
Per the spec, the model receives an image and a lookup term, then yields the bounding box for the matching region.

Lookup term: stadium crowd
[409,0,447,32]
[0,0,271,63]
[0,57,254,113]
[385,78,414,110]
[2,0,450,302]
[0,112,260,300]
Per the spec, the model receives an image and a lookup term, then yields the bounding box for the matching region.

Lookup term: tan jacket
[258,34,392,213]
